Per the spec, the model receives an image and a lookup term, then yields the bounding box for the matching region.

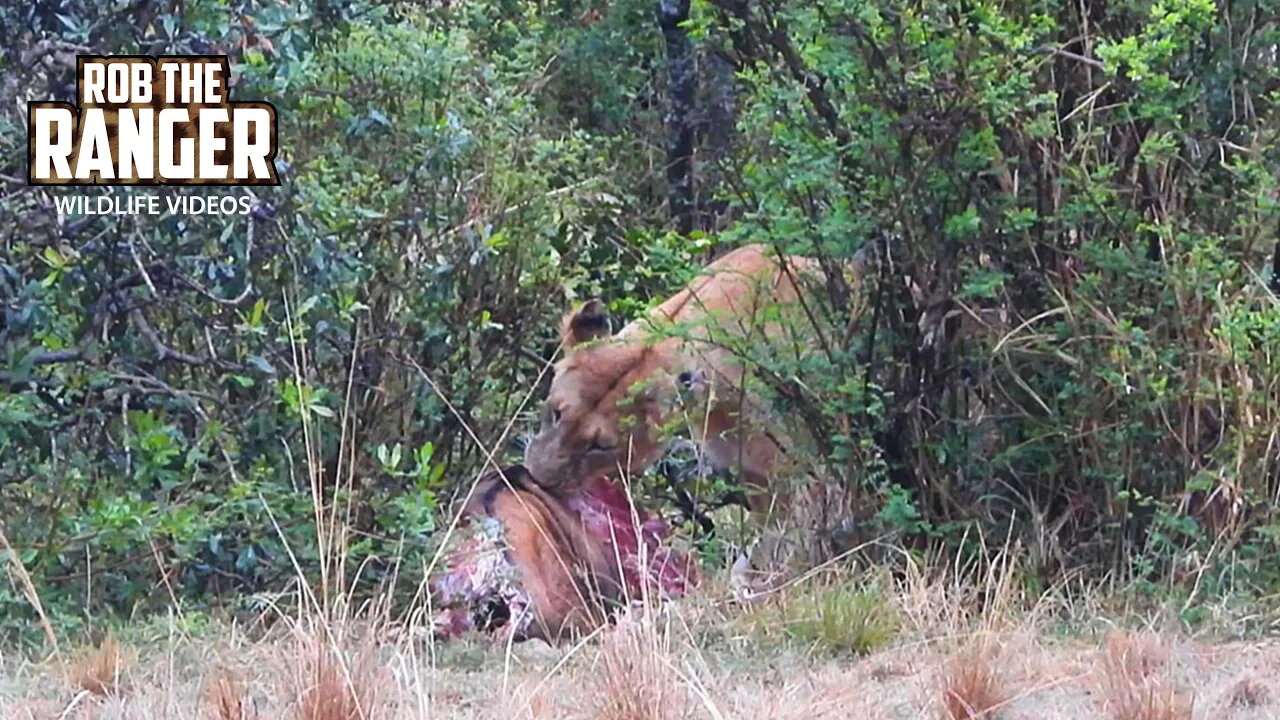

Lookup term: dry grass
[588,614,689,720]
[284,622,387,720]
[0,528,59,654]
[203,669,253,720]
[1225,677,1270,709]
[3,584,1280,720]
[1107,684,1194,720]
[939,641,1005,720]
[1097,631,1193,720]
[66,634,134,697]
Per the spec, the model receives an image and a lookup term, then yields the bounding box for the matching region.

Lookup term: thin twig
[0,526,60,657]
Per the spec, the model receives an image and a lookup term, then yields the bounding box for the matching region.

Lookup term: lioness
[525,243,862,523]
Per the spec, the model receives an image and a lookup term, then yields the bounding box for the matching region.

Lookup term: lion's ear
[561,299,612,346]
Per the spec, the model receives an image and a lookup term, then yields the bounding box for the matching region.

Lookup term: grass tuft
[939,642,1005,719]
[1097,631,1193,720]
[204,668,253,720]
[1225,677,1269,709]
[589,614,688,720]
[780,583,899,656]
[67,634,133,697]
[286,625,386,720]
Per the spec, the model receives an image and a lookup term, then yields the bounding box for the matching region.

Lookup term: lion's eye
[550,407,562,424]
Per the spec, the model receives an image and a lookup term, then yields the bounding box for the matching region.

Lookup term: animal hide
[430,468,698,642]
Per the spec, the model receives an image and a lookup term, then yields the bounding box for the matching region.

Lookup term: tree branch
[130,309,227,367]
[659,0,697,234]
[1271,236,1280,296]
[29,348,84,365]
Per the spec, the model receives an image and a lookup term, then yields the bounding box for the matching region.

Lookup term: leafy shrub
[695,0,1280,590]
[2,0,1279,643]
[0,0,691,641]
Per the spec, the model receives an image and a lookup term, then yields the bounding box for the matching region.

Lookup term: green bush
[0,0,690,641]
[738,580,900,657]
[2,0,1279,644]
[699,0,1280,590]
[783,584,901,656]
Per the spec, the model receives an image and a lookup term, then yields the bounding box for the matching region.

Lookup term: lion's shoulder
[632,244,815,333]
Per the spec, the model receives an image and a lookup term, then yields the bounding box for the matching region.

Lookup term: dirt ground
[4,560,1279,720]
[3,613,1279,720]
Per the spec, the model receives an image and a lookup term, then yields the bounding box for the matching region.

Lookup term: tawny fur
[464,469,624,642]
[526,244,849,520]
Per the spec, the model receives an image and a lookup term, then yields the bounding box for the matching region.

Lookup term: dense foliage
[1,0,1277,641]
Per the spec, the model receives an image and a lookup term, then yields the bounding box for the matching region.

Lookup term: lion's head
[524,299,679,492]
